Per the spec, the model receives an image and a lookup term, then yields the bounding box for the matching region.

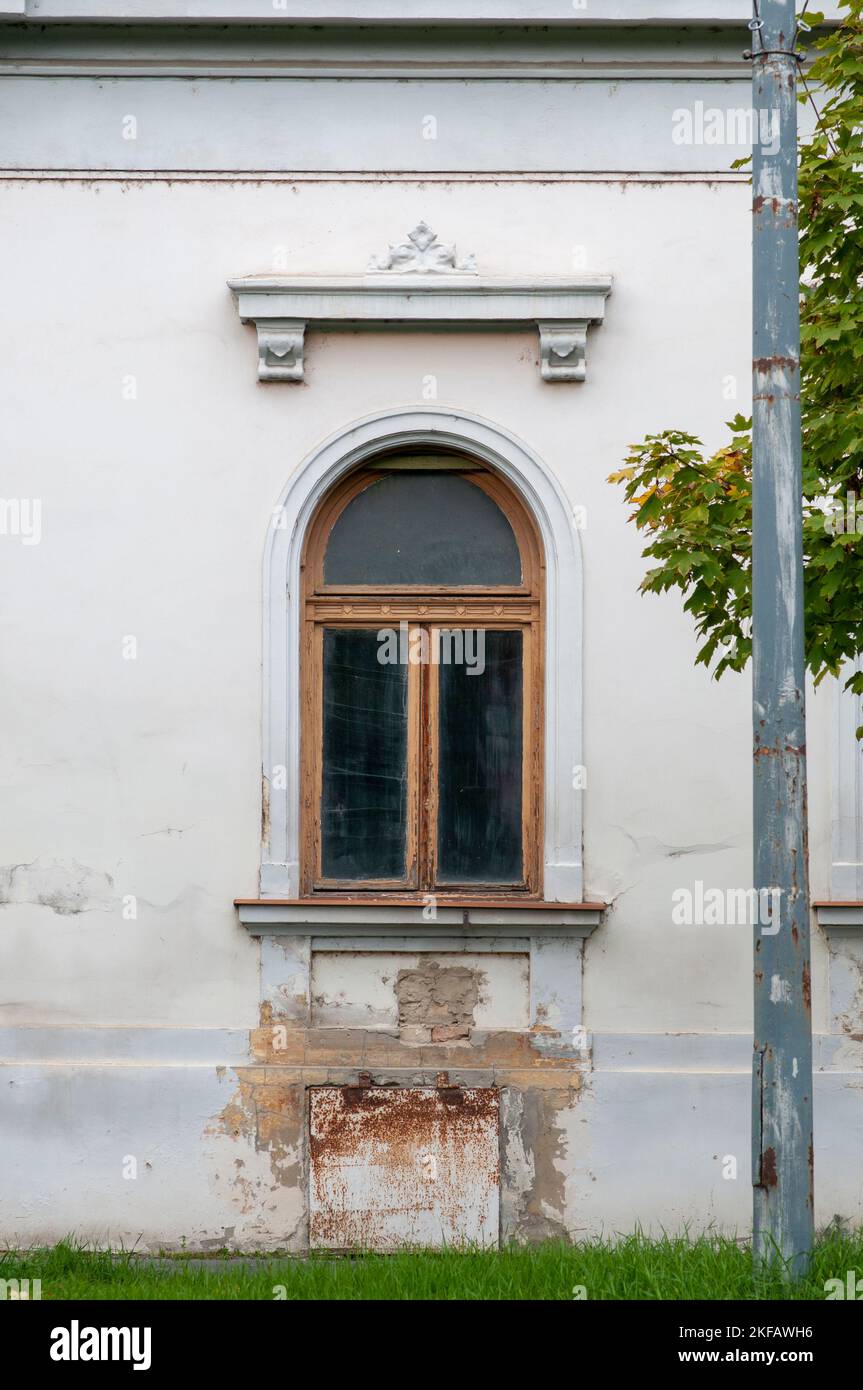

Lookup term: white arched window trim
[831,659,863,900]
[261,407,585,903]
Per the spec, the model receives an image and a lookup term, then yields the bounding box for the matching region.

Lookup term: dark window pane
[324,473,522,586]
[437,629,523,884]
[321,629,408,880]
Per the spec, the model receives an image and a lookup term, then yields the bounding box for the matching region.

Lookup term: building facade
[1,1,860,1251]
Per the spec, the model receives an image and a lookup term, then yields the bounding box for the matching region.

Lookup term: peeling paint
[396,960,480,1037]
[204,1069,306,1249]
[509,1087,576,1241]
[0,859,114,916]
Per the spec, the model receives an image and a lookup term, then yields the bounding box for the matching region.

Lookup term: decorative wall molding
[539,321,589,381]
[832,660,863,899]
[3,2,847,24]
[367,221,477,273]
[256,321,306,381]
[261,408,586,903]
[814,903,863,1036]
[228,231,611,384]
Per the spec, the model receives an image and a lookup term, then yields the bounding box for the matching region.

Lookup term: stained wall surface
[0,13,857,1249]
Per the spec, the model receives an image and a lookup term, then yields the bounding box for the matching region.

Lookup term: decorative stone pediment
[229,224,611,384]
[367,221,477,274]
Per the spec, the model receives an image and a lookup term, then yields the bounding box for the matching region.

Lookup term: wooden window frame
[300,457,545,900]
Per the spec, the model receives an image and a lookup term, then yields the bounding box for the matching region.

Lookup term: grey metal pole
[750,0,813,1278]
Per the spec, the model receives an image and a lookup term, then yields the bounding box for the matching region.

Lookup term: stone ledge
[236,899,605,934]
[814,902,863,929]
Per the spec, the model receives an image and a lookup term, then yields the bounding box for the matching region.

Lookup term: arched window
[300,452,544,897]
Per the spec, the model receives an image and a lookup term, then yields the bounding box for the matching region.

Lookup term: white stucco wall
[0,12,853,1247]
[0,173,833,1031]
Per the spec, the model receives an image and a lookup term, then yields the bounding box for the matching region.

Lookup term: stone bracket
[539,321,589,382]
[256,319,306,382]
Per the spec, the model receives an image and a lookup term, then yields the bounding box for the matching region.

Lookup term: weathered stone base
[2,1028,861,1250]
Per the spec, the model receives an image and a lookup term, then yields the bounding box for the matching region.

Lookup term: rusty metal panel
[309,1086,499,1250]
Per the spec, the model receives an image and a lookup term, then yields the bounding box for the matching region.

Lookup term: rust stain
[752,356,799,373]
[310,1085,497,1165]
[308,1085,499,1250]
[753,743,806,757]
[752,196,797,217]
[760,1146,778,1189]
[802,962,811,1012]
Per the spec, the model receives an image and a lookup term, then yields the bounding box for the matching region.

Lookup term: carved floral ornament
[367,221,477,274]
[228,223,612,384]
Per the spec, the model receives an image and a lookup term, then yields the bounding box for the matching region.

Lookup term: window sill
[813,902,863,930]
[235,897,605,936]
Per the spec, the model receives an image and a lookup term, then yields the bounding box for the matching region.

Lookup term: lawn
[2,1232,861,1300]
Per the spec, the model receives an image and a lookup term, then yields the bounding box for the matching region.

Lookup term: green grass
[2,1231,861,1300]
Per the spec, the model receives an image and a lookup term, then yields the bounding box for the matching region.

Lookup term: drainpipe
[750,0,814,1277]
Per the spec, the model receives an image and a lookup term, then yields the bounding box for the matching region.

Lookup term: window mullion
[418,623,436,894]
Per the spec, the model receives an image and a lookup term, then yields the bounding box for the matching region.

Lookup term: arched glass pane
[323,472,522,585]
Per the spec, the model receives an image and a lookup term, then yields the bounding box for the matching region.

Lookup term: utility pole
[750,0,813,1277]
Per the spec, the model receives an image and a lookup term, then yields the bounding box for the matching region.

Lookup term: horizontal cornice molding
[0,3,846,24]
[0,64,754,78]
[229,270,613,383]
[0,20,765,78]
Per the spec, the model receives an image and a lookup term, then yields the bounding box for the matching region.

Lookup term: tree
[608,2,863,715]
